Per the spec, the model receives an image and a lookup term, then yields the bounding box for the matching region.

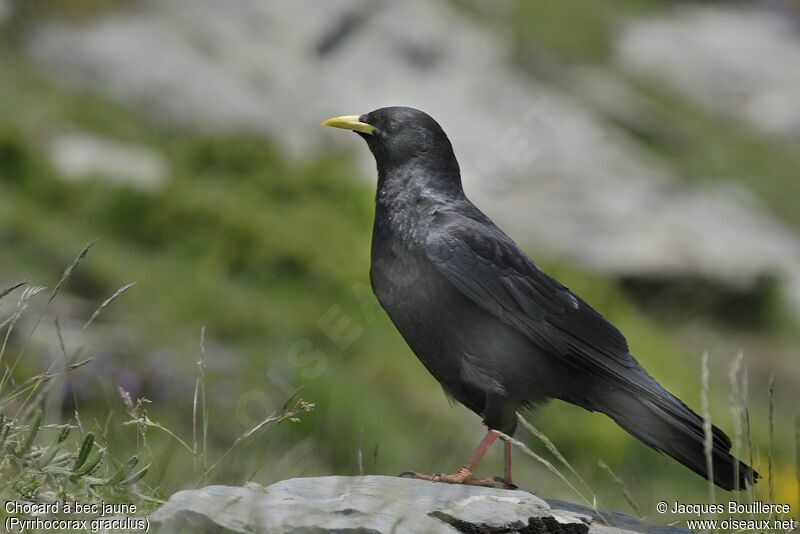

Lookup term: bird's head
[322,106,460,179]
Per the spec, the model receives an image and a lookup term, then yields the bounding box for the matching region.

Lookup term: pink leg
[503,439,513,485]
[410,431,499,486]
[454,431,499,478]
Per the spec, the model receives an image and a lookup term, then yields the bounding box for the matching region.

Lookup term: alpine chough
[322,106,757,490]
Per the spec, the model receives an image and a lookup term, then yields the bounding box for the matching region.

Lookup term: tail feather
[577,375,758,491]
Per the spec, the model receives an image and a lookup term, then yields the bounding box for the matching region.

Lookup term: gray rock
[24,0,800,318]
[149,476,686,533]
[616,5,800,144]
[48,132,167,190]
[0,0,10,26]
[544,499,687,534]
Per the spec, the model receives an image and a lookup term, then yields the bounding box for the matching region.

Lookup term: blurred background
[1,0,798,521]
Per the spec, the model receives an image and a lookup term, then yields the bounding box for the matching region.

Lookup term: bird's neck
[376,162,464,210]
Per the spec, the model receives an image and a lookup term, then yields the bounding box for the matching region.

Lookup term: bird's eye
[386,121,400,133]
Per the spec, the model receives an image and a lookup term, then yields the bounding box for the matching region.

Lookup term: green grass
[0,257,157,515]
[0,267,314,520]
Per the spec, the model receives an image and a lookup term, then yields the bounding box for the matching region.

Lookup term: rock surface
[0,0,9,26]
[24,0,800,318]
[48,131,167,190]
[616,5,800,144]
[149,476,688,533]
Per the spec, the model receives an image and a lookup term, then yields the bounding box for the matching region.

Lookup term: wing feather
[424,210,635,376]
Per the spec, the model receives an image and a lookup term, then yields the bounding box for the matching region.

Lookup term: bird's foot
[398,469,498,488]
[491,475,518,490]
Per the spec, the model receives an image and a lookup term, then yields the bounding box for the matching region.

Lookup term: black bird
[322,106,757,490]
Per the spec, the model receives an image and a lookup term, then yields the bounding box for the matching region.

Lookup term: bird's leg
[439,431,498,484]
[503,439,513,486]
[404,431,499,486]
[492,438,518,489]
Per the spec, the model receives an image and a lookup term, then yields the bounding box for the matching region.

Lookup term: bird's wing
[424,211,757,490]
[424,209,637,377]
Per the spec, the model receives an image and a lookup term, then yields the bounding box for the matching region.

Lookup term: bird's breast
[369,201,440,307]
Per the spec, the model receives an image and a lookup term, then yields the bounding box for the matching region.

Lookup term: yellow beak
[321,115,375,135]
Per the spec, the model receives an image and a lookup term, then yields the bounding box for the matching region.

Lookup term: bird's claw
[398,470,497,487]
[492,476,518,490]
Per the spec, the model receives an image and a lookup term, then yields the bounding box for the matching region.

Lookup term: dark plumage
[322,106,757,490]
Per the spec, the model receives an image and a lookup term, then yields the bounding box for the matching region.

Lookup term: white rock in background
[0,0,10,25]
[48,132,166,190]
[616,5,800,143]
[25,0,800,317]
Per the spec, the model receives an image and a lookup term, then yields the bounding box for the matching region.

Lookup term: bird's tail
[582,372,758,491]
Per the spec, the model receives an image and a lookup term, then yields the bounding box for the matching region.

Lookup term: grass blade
[767,374,775,514]
[729,352,744,492]
[16,411,42,458]
[0,281,27,302]
[73,432,95,471]
[516,413,592,493]
[192,326,208,474]
[81,282,136,332]
[72,450,104,478]
[597,460,641,516]
[494,430,593,508]
[122,464,150,486]
[795,415,799,519]
[701,351,716,505]
[50,240,97,305]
